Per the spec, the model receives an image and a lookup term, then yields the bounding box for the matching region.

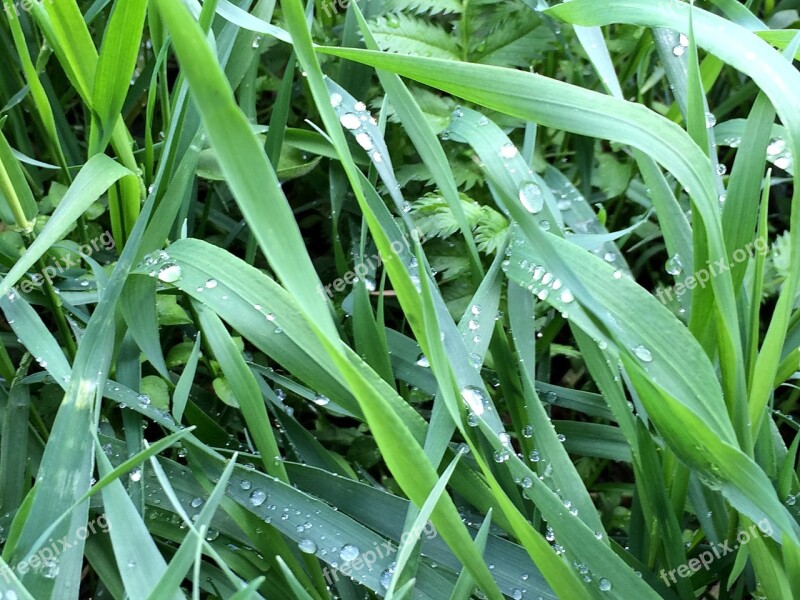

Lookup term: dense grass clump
[1,0,799,598]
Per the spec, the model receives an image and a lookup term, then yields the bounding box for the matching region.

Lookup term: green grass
[0,0,799,598]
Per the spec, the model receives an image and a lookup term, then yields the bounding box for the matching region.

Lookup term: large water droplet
[519,181,544,214]
[355,132,374,150]
[632,344,653,362]
[665,255,683,276]
[599,578,612,591]
[767,139,786,156]
[500,143,518,159]
[298,539,317,554]
[340,113,361,130]
[380,563,396,589]
[340,544,360,562]
[460,385,487,416]
[157,264,182,283]
[249,489,267,506]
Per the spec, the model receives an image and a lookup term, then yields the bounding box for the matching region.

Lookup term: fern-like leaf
[368,14,460,60]
[470,17,554,68]
[381,0,462,15]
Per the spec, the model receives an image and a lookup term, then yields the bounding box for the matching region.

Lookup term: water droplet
[775,156,792,170]
[705,112,717,128]
[557,433,566,442]
[599,578,612,591]
[522,425,533,438]
[240,479,252,490]
[672,44,685,57]
[313,393,330,406]
[41,559,59,579]
[205,279,218,289]
[469,353,482,369]
[519,181,544,214]
[340,544,360,562]
[249,489,267,506]
[129,467,142,482]
[298,539,317,554]
[767,139,786,156]
[415,353,430,368]
[157,264,182,283]
[380,564,396,589]
[500,143,518,159]
[355,132,374,150]
[330,93,343,108]
[560,290,574,303]
[716,163,727,176]
[493,449,510,463]
[460,385,487,416]
[340,113,361,130]
[665,255,683,276]
[633,344,653,362]
[190,497,203,508]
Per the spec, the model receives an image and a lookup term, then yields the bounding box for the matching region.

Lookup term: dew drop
[500,143,518,159]
[519,181,544,214]
[249,489,267,506]
[665,255,683,276]
[633,344,653,362]
[298,539,317,554]
[767,139,786,156]
[460,385,487,416]
[157,264,182,283]
[340,113,361,130]
[340,544,360,562]
[355,132,374,150]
